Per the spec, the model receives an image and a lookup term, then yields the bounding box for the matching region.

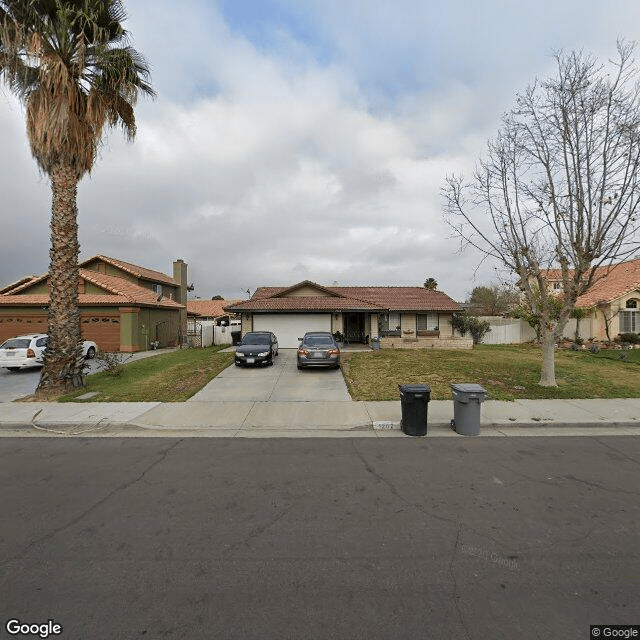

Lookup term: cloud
[2,0,639,303]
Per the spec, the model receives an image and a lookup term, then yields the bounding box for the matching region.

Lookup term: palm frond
[0,0,154,176]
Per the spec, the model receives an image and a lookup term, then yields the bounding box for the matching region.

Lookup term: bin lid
[450,383,487,394]
[399,384,431,393]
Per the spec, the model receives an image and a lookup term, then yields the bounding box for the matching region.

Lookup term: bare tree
[443,42,640,386]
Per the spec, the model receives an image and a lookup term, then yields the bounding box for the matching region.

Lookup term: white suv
[0,334,97,371]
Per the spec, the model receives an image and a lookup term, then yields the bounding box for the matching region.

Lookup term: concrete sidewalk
[0,397,639,438]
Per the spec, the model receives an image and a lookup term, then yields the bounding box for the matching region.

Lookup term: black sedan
[234,332,279,366]
[297,332,340,369]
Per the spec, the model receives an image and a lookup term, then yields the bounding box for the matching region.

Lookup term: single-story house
[543,257,640,340]
[0,255,188,352]
[225,280,472,349]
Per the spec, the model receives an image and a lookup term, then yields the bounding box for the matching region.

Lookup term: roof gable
[80,255,178,286]
[269,280,345,299]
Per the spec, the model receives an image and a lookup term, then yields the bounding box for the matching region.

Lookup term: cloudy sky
[1,0,639,301]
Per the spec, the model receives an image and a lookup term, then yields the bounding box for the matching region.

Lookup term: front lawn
[59,346,234,402]
[342,344,640,401]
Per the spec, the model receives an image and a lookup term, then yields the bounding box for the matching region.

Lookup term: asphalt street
[0,436,638,639]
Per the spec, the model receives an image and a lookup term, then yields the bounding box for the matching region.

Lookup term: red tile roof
[543,258,640,306]
[187,299,240,317]
[0,276,39,295]
[81,255,179,286]
[226,281,461,313]
[0,269,183,309]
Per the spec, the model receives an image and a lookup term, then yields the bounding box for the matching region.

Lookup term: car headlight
[257,351,269,357]
[235,351,244,357]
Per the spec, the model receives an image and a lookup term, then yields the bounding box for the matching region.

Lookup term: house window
[417,313,439,332]
[379,312,401,335]
[553,282,562,290]
[619,309,639,333]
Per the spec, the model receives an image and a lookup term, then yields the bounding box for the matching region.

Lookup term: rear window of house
[1,339,31,349]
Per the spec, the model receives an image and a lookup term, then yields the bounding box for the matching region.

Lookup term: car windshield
[242,334,270,345]
[0,338,31,349]
[304,335,335,347]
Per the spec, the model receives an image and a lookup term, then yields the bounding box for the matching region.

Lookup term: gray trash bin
[450,383,487,436]
[371,336,381,350]
[398,384,431,436]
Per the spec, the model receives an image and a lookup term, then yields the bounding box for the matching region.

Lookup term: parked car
[297,332,341,369]
[234,331,279,366]
[0,334,98,372]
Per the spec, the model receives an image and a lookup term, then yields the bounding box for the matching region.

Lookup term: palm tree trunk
[36,163,84,395]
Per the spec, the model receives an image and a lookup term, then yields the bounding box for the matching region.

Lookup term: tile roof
[0,269,184,309]
[80,255,179,286]
[226,282,461,313]
[543,258,640,306]
[228,296,382,312]
[0,276,39,295]
[187,299,240,317]
[576,258,640,306]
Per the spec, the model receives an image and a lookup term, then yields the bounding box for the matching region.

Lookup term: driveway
[189,349,351,402]
[135,349,369,432]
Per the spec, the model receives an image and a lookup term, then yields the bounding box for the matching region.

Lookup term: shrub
[452,312,491,344]
[93,351,133,377]
[617,332,640,345]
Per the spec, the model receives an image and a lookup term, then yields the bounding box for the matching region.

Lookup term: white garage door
[253,314,332,348]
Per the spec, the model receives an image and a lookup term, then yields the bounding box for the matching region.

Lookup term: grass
[59,346,235,402]
[342,344,640,401]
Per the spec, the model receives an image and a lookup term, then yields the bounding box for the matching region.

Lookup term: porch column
[370,314,379,339]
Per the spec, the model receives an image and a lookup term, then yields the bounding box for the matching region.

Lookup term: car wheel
[297,364,304,370]
[86,346,96,359]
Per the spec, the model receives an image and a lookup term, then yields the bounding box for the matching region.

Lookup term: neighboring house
[186,299,241,347]
[186,299,239,326]
[543,257,640,340]
[225,280,472,349]
[0,256,188,352]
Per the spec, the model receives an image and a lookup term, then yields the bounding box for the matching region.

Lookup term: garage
[252,313,332,348]
[80,315,121,352]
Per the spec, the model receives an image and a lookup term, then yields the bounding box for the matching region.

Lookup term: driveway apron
[137,349,372,432]
[189,349,351,402]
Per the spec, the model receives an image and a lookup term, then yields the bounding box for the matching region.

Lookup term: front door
[343,313,366,343]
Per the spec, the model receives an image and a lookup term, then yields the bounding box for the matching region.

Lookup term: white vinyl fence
[478,317,537,344]
[478,316,596,344]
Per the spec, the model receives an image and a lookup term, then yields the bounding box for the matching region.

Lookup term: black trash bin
[398,384,431,436]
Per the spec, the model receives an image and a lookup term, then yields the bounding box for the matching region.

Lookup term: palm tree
[0,0,154,394]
